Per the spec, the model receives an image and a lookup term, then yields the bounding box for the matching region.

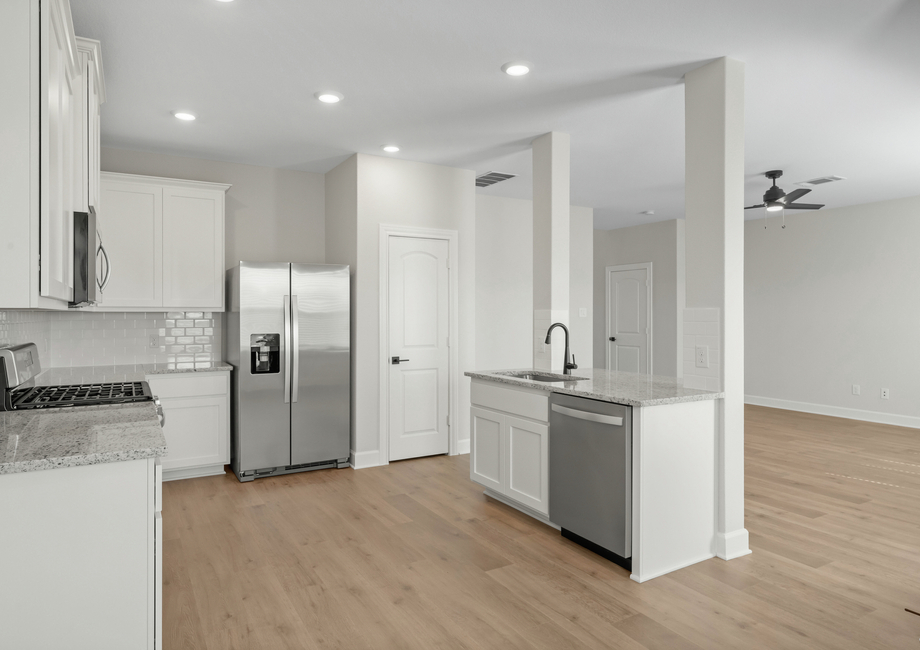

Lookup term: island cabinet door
[504,416,549,516]
[470,406,503,492]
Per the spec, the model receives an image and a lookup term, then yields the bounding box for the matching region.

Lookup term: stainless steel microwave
[70,207,110,308]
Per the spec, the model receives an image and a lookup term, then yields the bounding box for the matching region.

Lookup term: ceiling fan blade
[782,188,811,204]
[744,204,765,210]
[784,202,824,210]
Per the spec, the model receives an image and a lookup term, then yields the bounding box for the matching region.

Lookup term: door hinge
[447,413,451,427]
[446,336,450,347]
[446,257,450,269]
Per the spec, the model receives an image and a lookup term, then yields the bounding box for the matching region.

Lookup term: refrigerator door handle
[283,295,291,403]
[291,295,300,403]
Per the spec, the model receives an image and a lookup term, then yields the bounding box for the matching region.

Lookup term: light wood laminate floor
[162,406,920,649]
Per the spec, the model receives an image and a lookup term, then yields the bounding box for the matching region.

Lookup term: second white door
[606,265,651,374]
[388,236,450,461]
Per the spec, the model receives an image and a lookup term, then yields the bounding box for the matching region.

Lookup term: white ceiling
[71,0,920,230]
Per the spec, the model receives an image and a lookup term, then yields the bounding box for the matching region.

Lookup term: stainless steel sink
[500,371,588,383]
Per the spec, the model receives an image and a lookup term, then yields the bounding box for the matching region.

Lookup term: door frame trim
[379,224,460,463]
[605,262,653,374]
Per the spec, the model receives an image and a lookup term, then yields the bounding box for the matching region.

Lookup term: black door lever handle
[609,337,617,341]
[391,356,410,364]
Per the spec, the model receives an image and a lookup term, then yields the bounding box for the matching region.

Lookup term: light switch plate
[579,308,587,318]
[852,384,860,395]
[695,345,709,368]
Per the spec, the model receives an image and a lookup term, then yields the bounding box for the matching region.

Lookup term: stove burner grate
[11,381,153,409]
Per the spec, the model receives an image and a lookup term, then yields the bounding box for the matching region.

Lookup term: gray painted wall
[593,219,685,377]
[101,147,326,269]
[745,195,920,423]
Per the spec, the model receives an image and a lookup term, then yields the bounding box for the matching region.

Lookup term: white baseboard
[350,449,385,470]
[630,552,716,583]
[715,528,751,560]
[162,464,227,482]
[455,438,470,455]
[745,395,920,430]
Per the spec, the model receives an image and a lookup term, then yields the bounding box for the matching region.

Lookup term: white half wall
[593,219,685,377]
[745,194,920,426]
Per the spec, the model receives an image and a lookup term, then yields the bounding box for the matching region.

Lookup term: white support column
[684,57,750,560]
[532,132,570,372]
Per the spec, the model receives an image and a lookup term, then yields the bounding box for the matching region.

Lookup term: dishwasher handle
[551,403,623,427]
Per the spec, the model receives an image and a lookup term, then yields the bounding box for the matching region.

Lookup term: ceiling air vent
[475,171,516,188]
[795,175,846,187]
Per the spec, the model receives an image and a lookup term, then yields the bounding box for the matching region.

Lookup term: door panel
[388,237,450,461]
[290,264,350,465]
[607,267,650,374]
[237,262,291,471]
[505,416,549,514]
[162,187,223,309]
[470,407,502,491]
[99,181,162,307]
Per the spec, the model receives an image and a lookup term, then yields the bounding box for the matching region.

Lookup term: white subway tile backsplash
[0,310,221,368]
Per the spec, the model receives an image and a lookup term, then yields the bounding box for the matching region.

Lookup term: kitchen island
[0,402,166,649]
[465,367,724,583]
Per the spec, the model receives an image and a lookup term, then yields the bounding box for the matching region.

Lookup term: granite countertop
[465,367,724,407]
[0,402,167,475]
[34,362,233,386]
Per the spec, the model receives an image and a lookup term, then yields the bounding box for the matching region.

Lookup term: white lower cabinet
[0,457,162,649]
[469,380,550,517]
[146,372,230,480]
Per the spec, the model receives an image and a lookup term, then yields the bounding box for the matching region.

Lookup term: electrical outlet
[149,335,159,349]
[695,345,709,368]
[852,384,860,395]
[881,388,890,399]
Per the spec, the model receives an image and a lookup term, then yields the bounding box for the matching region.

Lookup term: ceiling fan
[745,170,825,212]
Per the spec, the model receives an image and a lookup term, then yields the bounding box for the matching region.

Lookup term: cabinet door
[470,407,503,492]
[162,187,224,309]
[100,180,163,307]
[40,0,78,302]
[157,395,229,472]
[504,415,549,515]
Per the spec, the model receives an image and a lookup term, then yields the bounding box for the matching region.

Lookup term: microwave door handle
[283,295,291,404]
[291,295,300,403]
[97,239,111,291]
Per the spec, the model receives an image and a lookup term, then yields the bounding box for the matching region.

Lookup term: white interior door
[606,265,651,374]
[388,236,450,461]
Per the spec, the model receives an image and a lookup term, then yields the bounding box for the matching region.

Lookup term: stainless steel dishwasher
[549,392,632,570]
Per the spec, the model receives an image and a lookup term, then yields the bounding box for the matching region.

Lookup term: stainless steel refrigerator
[226,262,350,482]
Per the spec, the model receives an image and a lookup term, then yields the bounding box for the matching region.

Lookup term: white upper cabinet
[98,173,230,312]
[74,37,105,214]
[0,0,103,309]
[162,186,226,309]
[99,178,163,308]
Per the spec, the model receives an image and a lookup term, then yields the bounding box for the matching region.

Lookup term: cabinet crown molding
[75,37,105,103]
[101,172,232,193]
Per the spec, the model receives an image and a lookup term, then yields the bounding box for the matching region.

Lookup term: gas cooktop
[8,381,153,410]
[0,343,155,412]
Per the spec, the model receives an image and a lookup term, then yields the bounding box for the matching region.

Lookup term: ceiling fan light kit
[745,169,826,229]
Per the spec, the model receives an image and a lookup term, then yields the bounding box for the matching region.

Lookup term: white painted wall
[326,154,476,466]
[593,219,685,377]
[475,196,533,370]
[569,206,594,371]
[101,147,326,269]
[745,195,920,427]
[475,196,592,372]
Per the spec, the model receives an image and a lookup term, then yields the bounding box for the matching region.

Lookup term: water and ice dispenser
[250,334,280,374]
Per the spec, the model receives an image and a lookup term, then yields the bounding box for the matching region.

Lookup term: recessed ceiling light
[315,92,343,104]
[640,210,656,215]
[172,111,196,121]
[382,145,400,153]
[215,0,234,3]
[502,61,531,76]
